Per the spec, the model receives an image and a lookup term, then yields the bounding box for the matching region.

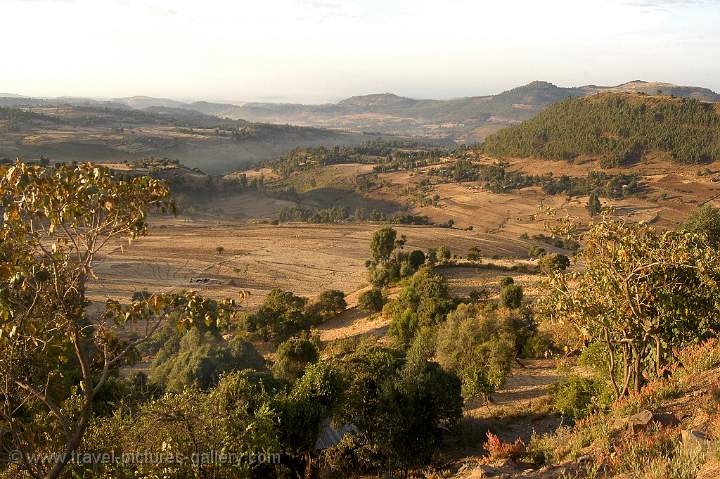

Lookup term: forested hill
[481,93,720,166]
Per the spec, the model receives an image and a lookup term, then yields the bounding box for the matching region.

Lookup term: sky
[2,0,720,103]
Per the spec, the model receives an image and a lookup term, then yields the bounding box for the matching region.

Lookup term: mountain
[0,93,26,98]
[481,92,720,165]
[115,96,189,110]
[3,81,717,143]
[0,103,381,173]
[585,80,720,102]
[174,81,717,142]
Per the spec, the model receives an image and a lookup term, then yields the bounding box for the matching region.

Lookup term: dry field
[88,217,533,310]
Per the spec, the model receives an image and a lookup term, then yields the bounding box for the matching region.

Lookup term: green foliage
[386,267,456,346]
[408,249,426,268]
[538,253,570,272]
[271,335,320,383]
[0,161,260,479]
[521,333,552,359]
[332,342,462,475]
[683,204,720,247]
[80,370,282,479]
[308,289,347,319]
[435,304,517,399]
[540,216,720,396]
[149,328,266,392]
[366,228,431,287]
[500,283,524,309]
[358,288,385,313]
[550,375,608,420]
[245,289,318,343]
[482,93,720,165]
[370,227,397,263]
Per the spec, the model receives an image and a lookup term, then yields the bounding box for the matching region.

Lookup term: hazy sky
[3,0,719,103]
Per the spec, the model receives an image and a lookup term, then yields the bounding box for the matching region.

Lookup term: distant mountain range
[2,81,718,142]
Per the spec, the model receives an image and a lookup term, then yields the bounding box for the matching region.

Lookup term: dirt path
[457,359,563,453]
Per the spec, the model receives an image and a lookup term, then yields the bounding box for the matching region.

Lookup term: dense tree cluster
[268,140,448,177]
[482,93,720,165]
[430,159,642,198]
[243,289,346,343]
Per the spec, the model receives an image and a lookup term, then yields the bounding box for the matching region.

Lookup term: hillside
[179,81,718,142]
[481,93,720,166]
[0,104,378,173]
[4,81,716,144]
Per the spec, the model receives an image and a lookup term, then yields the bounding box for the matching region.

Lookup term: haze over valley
[3,1,720,478]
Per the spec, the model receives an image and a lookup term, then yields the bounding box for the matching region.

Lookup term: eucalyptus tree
[0,161,242,479]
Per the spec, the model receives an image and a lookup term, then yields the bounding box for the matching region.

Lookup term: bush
[358,288,384,313]
[467,246,483,261]
[484,432,525,460]
[149,329,266,392]
[386,267,455,346]
[549,375,607,420]
[500,284,523,309]
[272,335,320,383]
[521,334,552,359]
[309,289,347,319]
[500,276,515,287]
[408,249,426,268]
[435,304,517,399]
[538,253,570,272]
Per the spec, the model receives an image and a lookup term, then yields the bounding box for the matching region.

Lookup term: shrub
[484,432,526,460]
[467,246,483,261]
[435,304,517,399]
[309,289,347,319]
[521,334,552,359]
[272,335,320,383]
[549,375,607,420]
[149,329,266,392]
[500,284,523,309]
[499,276,515,287]
[386,267,455,346]
[358,288,384,313]
[538,252,570,272]
[408,249,426,268]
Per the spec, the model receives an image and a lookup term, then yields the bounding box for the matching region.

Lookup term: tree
[500,284,523,309]
[358,288,384,313]
[309,289,347,319]
[500,276,515,287]
[435,304,516,400]
[538,252,570,272]
[0,161,243,479]
[369,227,397,264]
[246,289,309,343]
[408,249,426,268]
[684,204,720,247]
[80,370,281,478]
[275,362,346,478]
[332,342,462,476]
[216,245,225,255]
[272,335,320,383]
[587,192,602,216]
[386,267,455,346]
[467,246,483,261]
[149,329,265,392]
[540,217,720,396]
